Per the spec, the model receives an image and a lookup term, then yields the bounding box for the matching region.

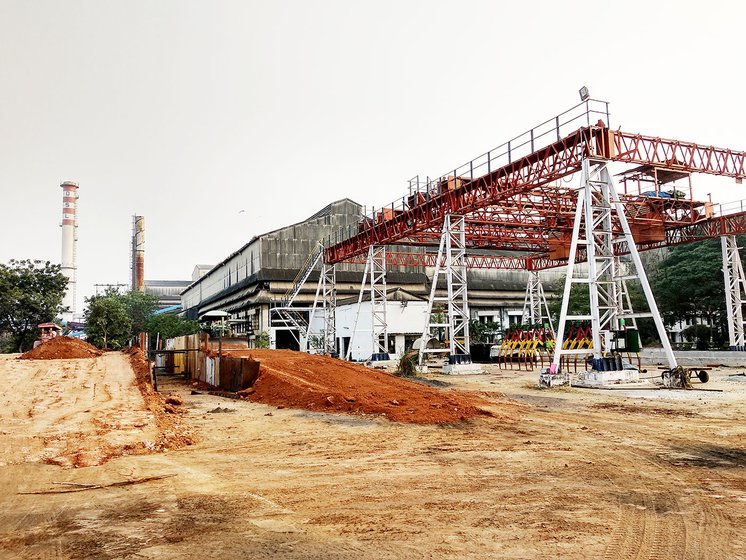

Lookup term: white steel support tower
[344,253,370,361]
[614,257,638,332]
[321,262,337,355]
[521,271,554,334]
[550,159,676,380]
[343,246,390,361]
[721,235,746,350]
[419,214,471,366]
[370,246,389,359]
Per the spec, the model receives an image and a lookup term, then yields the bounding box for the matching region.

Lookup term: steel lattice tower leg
[370,246,389,359]
[321,263,337,356]
[551,159,676,380]
[445,215,470,361]
[521,271,555,335]
[721,235,746,350]
[419,215,471,366]
[614,257,638,332]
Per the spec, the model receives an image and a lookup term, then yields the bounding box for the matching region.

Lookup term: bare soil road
[1,352,745,559]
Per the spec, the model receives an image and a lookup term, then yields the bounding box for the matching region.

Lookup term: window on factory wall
[232,313,247,335]
[508,314,522,327]
[246,314,258,336]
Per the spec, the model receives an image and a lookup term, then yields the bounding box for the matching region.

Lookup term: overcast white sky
[1,0,745,314]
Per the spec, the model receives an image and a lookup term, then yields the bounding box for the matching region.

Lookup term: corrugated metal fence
[161,333,259,391]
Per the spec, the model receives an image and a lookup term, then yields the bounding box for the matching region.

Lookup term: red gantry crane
[305,99,746,383]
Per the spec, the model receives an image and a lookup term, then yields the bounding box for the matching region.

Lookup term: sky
[1,0,745,316]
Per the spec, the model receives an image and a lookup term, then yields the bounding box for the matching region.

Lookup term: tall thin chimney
[60,181,79,323]
[131,215,145,292]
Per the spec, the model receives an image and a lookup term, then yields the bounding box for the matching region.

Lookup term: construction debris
[664,366,694,389]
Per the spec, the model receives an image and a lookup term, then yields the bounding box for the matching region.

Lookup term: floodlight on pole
[579,86,590,101]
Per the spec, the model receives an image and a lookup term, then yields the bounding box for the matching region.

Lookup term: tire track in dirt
[531,408,726,560]
[589,416,735,559]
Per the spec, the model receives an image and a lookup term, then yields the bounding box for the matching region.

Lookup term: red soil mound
[225,349,502,424]
[122,347,195,451]
[19,336,103,360]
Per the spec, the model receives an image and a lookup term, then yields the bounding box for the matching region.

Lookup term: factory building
[181,198,561,353]
[145,280,192,310]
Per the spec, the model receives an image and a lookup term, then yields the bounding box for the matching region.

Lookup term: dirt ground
[1,353,746,559]
[0,352,170,469]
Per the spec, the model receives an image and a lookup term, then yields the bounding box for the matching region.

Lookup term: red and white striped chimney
[60,181,78,323]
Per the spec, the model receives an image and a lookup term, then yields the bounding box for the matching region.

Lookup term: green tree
[84,292,132,349]
[469,319,501,344]
[0,260,68,352]
[547,280,589,323]
[650,238,729,345]
[147,313,200,340]
[120,290,159,338]
[255,331,270,348]
[682,324,714,350]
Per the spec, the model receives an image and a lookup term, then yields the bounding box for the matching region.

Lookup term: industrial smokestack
[60,181,79,323]
[131,215,145,292]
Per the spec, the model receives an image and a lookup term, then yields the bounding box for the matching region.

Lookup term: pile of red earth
[122,347,195,450]
[224,349,503,424]
[19,336,103,360]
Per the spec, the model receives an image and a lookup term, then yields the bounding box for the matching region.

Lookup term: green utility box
[625,328,641,352]
[613,328,641,352]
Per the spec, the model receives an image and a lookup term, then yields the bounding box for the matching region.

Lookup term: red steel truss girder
[609,131,746,178]
[464,187,577,226]
[347,194,707,255]
[341,195,727,264]
[325,126,601,264]
[344,211,746,272]
[344,251,563,271]
[404,221,556,249]
[615,210,746,254]
[526,210,746,271]
[402,196,694,246]
[326,125,746,266]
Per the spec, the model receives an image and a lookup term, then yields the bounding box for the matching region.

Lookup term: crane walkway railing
[321,99,611,251]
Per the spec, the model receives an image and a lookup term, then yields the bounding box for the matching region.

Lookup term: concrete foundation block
[442,363,483,375]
